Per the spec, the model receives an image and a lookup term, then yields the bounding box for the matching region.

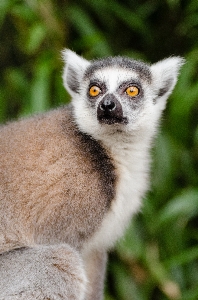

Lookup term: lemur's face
[63,50,183,138]
[83,62,152,126]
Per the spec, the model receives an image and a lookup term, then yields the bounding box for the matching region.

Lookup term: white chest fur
[82,136,151,253]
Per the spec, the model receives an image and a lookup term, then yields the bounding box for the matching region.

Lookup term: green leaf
[165,246,198,268]
[155,188,198,229]
[26,55,54,115]
[25,24,47,54]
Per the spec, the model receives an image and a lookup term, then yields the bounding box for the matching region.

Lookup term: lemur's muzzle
[97,94,128,125]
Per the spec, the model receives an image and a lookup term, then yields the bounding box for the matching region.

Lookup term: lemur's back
[0,106,116,253]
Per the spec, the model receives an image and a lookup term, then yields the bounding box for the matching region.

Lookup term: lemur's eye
[126,86,139,97]
[89,86,101,97]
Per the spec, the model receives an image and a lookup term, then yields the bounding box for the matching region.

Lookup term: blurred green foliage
[1,0,198,299]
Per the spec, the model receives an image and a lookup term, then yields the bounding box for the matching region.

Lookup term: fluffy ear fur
[151,57,185,110]
[62,49,90,96]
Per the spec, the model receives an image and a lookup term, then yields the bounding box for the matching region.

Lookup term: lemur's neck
[95,128,154,157]
[81,128,152,253]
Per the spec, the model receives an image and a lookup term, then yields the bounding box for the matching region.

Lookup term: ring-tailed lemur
[0,50,184,299]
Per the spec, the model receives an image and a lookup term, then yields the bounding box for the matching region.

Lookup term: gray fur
[84,56,152,83]
[157,78,173,97]
[66,66,81,94]
[82,250,107,299]
[0,245,86,299]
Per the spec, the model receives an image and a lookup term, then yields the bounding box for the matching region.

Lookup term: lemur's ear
[62,49,90,96]
[151,57,185,110]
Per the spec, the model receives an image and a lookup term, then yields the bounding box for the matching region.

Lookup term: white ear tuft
[151,56,185,109]
[62,49,90,96]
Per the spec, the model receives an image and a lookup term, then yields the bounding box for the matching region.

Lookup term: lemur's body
[0,50,183,299]
[0,107,116,253]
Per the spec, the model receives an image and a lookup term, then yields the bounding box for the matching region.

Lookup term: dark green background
[1,1,198,299]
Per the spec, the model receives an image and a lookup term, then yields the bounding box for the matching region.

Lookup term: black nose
[100,98,116,111]
[97,94,128,125]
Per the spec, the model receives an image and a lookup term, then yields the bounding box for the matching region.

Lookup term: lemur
[0,50,184,299]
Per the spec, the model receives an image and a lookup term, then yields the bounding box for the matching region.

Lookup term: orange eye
[126,86,139,97]
[89,86,101,97]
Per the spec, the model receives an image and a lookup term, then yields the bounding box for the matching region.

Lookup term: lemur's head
[62,50,184,141]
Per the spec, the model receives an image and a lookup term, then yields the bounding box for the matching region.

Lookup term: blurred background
[1,0,198,299]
